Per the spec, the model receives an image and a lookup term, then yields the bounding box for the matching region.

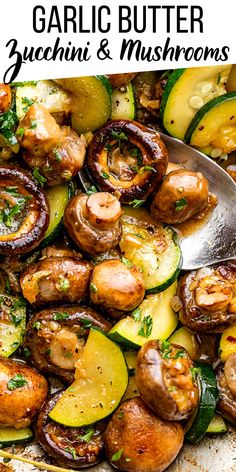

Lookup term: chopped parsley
[53,146,62,162]
[78,427,94,443]
[217,72,222,84]
[174,350,186,359]
[118,411,124,419]
[56,277,70,291]
[111,448,124,461]
[64,447,77,460]
[32,167,47,187]
[29,120,37,130]
[32,321,41,330]
[0,110,18,130]
[7,374,28,391]
[15,127,25,138]
[80,318,92,328]
[86,185,97,195]
[23,347,31,357]
[10,314,22,327]
[90,283,97,293]
[138,315,153,338]
[131,307,142,322]
[101,171,110,179]
[129,199,145,209]
[175,198,187,212]
[190,367,200,382]
[111,130,128,142]
[121,257,133,267]
[53,312,69,321]
[140,165,156,174]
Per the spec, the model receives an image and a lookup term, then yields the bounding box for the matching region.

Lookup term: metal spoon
[160,133,236,270]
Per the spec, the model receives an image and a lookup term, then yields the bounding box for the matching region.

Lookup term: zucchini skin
[0,426,33,446]
[185,362,218,444]
[184,92,236,143]
[159,69,186,120]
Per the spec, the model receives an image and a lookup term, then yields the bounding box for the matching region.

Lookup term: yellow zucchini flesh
[161,65,231,140]
[109,281,178,349]
[219,324,236,362]
[168,327,198,360]
[49,328,128,427]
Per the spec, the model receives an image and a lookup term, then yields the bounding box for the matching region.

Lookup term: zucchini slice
[219,324,236,362]
[226,65,236,92]
[111,82,135,120]
[160,65,231,140]
[55,76,112,134]
[120,210,182,294]
[168,327,198,361]
[15,80,71,120]
[0,426,33,446]
[206,414,227,434]
[0,294,26,357]
[42,183,72,246]
[109,281,178,349]
[184,92,236,155]
[49,328,128,427]
[185,363,218,444]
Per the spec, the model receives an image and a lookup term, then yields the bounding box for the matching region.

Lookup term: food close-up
[0,65,235,472]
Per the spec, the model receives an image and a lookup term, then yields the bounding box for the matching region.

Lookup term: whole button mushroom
[64,192,122,255]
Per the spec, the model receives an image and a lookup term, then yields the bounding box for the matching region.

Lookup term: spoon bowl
[160,133,236,270]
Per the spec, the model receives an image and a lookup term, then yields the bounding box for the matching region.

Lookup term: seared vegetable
[104,397,184,472]
[0,356,48,428]
[24,306,111,383]
[0,165,49,254]
[55,76,112,134]
[216,363,236,426]
[151,169,209,224]
[120,209,182,293]
[20,253,93,306]
[111,82,135,120]
[168,327,198,361]
[178,262,236,333]
[136,340,199,421]
[36,390,106,469]
[0,294,26,357]
[42,182,72,246]
[107,73,137,89]
[109,282,178,348]
[49,329,128,427]
[226,65,236,92]
[206,414,227,434]
[18,104,86,186]
[86,120,168,203]
[90,259,145,317]
[15,80,71,120]
[0,426,33,446]
[0,109,20,155]
[160,65,231,139]
[186,363,218,443]
[185,92,236,156]
[219,324,236,362]
[64,192,122,255]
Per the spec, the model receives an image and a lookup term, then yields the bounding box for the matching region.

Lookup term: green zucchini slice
[0,426,33,446]
[42,183,72,246]
[109,281,178,349]
[184,92,236,156]
[111,82,135,120]
[55,76,112,134]
[185,363,218,444]
[120,213,182,294]
[0,294,26,357]
[15,80,71,120]
[206,414,227,434]
[160,65,231,140]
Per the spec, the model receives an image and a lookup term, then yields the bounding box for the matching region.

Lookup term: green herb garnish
[131,307,142,322]
[87,185,97,195]
[64,447,77,460]
[32,321,41,330]
[7,374,28,391]
[90,283,97,293]
[175,198,187,211]
[56,277,70,291]
[129,199,145,208]
[78,427,94,443]
[15,127,25,138]
[101,171,110,179]
[111,449,124,461]
[53,312,69,321]
[138,315,153,338]
[121,257,133,267]
[33,167,47,187]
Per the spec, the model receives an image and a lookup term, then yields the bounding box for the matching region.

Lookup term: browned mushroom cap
[178,262,236,333]
[136,340,199,421]
[64,193,122,255]
[24,306,112,383]
[216,364,236,426]
[104,397,184,472]
[0,165,49,254]
[36,390,106,469]
[0,356,48,428]
[106,73,137,89]
[20,256,93,306]
[86,120,168,203]
[151,170,209,224]
[90,259,145,314]
[224,353,236,396]
[0,84,12,113]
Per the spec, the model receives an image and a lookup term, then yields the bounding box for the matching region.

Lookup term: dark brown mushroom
[106,73,137,89]
[86,120,168,203]
[89,259,145,316]
[216,363,236,426]
[20,255,93,306]
[151,169,209,224]
[104,397,184,472]
[0,165,49,254]
[24,306,112,383]
[36,390,106,469]
[178,262,236,333]
[135,340,199,421]
[64,192,122,255]
[0,356,48,428]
